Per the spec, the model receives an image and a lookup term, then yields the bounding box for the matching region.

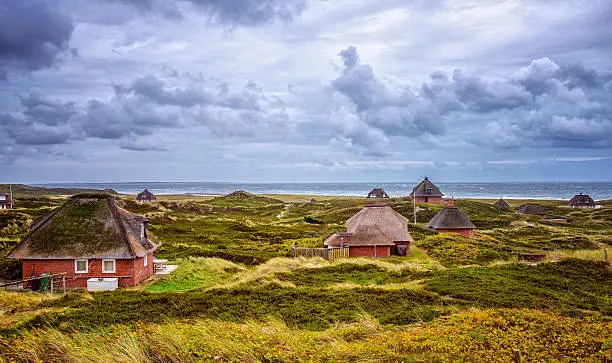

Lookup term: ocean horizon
[34,181,612,200]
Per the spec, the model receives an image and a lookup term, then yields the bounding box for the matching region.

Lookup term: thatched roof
[518,203,547,216]
[367,188,389,199]
[426,202,476,230]
[494,198,510,209]
[410,177,444,197]
[568,193,595,207]
[324,205,413,247]
[8,194,159,260]
[137,189,156,201]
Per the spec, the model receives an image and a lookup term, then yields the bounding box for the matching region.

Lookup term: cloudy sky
[1,0,611,183]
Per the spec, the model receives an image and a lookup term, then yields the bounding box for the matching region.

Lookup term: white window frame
[140,223,145,240]
[75,259,88,273]
[102,259,116,273]
[144,254,148,267]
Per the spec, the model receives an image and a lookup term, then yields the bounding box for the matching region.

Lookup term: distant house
[137,189,157,202]
[518,203,547,218]
[324,188,413,257]
[427,201,477,236]
[0,193,12,211]
[8,194,160,288]
[410,177,444,203]
[367,188,389,199]
[568,193,595,208]
[494,198,510,209]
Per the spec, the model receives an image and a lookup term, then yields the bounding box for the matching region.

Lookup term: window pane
[103,260,115,272]
[76,260,87,272]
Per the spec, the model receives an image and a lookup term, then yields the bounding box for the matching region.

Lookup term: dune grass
[1,309,609,362]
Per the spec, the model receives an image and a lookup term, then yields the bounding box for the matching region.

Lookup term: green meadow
[0,186,610,361]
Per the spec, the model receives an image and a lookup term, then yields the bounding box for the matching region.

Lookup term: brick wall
[132,253,154,285]
[435,228,474,237]
[348,246,391,258]
[415,196,444,203]
[21,258,144,288]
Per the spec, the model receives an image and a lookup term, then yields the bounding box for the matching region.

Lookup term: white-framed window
[144,254,148,267]
[140,223,145,240]
[75,259,88,273]
[102,259,116,273]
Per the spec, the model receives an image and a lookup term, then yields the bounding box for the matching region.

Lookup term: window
[102,259,116,273]
[144,254,148,267]
[140,223,146,240]
[75,259,88,273]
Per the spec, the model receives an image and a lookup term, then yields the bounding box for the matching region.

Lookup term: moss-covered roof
[8,194,159,259]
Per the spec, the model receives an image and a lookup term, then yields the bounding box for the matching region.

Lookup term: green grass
[275,263,431,287]
[146,258,243,292]
[426,259,611,315]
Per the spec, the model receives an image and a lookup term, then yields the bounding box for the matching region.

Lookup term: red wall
[21,254,154,288]
[415,197,443,203]
[348,246,391,258]
[435,228,474,237]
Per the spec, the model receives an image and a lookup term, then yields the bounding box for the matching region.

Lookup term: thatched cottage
[518,203,547,218]
[410,177,444,203]
[0,193,12,211]
[427,201,477,236]
[568,193,595,208]
[494,198,510,209]
[324,188,413,257]
[8,194,160,288]
[137,189,157,202]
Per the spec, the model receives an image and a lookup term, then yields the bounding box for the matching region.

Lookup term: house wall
[21,256,154,288]
[435,228,474,237]
[415,196,443,203]
[348,246,391,258]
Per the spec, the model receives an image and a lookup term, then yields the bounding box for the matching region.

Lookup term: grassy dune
[0,191,610,361]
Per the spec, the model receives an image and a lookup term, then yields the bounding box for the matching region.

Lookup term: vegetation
[0,189,610,360]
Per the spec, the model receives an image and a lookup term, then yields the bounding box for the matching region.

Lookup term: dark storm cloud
[0,1,74,79]
[0,71,291,156]
[108,0,307,26]
[331,47,612,153]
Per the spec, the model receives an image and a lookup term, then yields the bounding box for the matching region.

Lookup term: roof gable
[410,177,444,197]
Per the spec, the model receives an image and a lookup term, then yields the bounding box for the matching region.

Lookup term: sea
[34,182,612,200]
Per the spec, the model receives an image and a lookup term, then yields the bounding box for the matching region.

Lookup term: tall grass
[1,309,609,362]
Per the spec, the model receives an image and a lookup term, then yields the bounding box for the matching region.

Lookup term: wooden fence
[291,246,349,260]
[0,272,67,293]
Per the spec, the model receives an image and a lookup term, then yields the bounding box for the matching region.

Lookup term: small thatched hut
[324,188,413,257]
[367,188,389,199]
[494,198,510,209]
[410,177,444,203]
[427,201,477,236]
[0,193,12,211]
[137,189,157,202]
[568,193,595,208]
[518,203,547,218]
[8,194,160,288]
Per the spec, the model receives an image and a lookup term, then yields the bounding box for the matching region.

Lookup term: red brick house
[8,194,160,288]
[0,193,12,211]
[568,193,595,208]
[410,177,444,203]
[427,201,477,236]
[324,188,413,257]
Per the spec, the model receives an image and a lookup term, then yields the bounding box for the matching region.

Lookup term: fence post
[512,349,521,363]
[604,249,608,262]
[62,275,66,294]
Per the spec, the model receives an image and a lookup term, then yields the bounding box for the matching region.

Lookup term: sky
[1,0,612,183]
